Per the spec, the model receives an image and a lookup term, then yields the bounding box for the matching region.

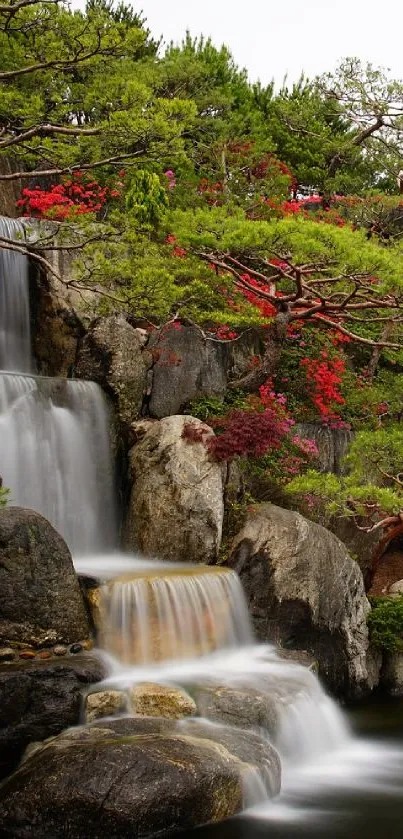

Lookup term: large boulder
[0,717,281,837]
[123,416,225,563]
[227,503,378,699]
[148,324,264,418]
[0,507,89,648]
[0,655,105,779]
[75,315,152,429]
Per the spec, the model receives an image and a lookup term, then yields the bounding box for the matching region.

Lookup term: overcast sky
[139,0,403,86]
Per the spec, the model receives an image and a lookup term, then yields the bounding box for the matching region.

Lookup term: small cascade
[100,564,253,663]
[0,217,32,372]
[0,372,116,553]
[96,556,348,789]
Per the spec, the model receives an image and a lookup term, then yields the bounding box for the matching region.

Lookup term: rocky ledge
[0,716,281,838]
[0,655,106,779]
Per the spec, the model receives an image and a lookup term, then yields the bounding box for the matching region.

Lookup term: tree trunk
[229,311,291,392]
[366,320,395,381]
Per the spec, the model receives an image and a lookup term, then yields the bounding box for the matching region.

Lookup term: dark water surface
[190,697,403,839]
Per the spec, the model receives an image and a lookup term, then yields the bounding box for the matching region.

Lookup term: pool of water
[191,697,403,839]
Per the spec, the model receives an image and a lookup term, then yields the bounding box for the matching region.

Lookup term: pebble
[37,650,52,660]
[81,639,93,651]
[53,645,67,657]
[70,643,83,654]
[0,648,16,662]
[19,650,36,660]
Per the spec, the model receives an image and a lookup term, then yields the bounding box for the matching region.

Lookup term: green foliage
[287,469,402,523]
[0,485,9,507]
[368,597,403,652]
[170,208,403,296]
[185,390,249,421]
[125,171,168,226]
[287,424,403,526]
[0,0,195,177]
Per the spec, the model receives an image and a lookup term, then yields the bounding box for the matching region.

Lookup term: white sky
[139,0,403,85]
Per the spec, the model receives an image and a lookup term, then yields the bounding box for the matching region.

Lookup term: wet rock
[18,651,36,660]
[85,586,103,632]
[129,682,197,719]
[0,655,105,780]
[0,649,16,663]
[75,315,152,430]
[70,643,83,654]
[0,507,89,648]
[381,652,403,696]
[53,646,67,657]
[123,416,225,563]
[277,649,318,671]
[192,683,278,736]
[37,651,52,660]
[85,689,129,722]
[0,717,281,837]
[228,503,378,700]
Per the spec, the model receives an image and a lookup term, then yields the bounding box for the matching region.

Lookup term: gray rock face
[228,503,378,699]
[0,508,89,648]
[295,422,354,474]
[382,652,403,696]
[123,416,225,563]
[0,717,281,837]
[75,315,152,429]
[328,515,382,581]
[0,655,105,779]
[148,325,264,418]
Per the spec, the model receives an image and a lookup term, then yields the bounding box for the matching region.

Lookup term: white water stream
[0,217,117,553]
[0,217,31,372]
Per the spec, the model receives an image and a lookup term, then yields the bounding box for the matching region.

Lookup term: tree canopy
[4,0,403,551]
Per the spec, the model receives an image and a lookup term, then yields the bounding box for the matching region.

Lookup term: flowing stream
[2,214,403,833]
[0,216,117,553]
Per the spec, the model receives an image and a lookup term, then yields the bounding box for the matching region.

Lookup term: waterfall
[0,217,32,372]
[0,214,117,554]
[100,565,253,663]
[0,372,117,554]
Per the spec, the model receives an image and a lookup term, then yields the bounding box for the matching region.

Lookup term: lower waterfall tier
[0,372,117,554]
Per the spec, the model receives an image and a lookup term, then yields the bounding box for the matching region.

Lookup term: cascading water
[89,556,403,830]
[2,215,402,833]
[100,565,253,663]
[0,372,116,553]
[0,217,31,372]
[0,216,117,553]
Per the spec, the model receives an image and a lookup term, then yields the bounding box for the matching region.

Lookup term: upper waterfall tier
[0,372,117,554]
[0,217,32,373]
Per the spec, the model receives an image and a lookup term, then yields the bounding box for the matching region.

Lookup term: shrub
[368,597,403,652]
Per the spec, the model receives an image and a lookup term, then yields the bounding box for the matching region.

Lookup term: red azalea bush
[16,171,122,220]
[300,351,346,421]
